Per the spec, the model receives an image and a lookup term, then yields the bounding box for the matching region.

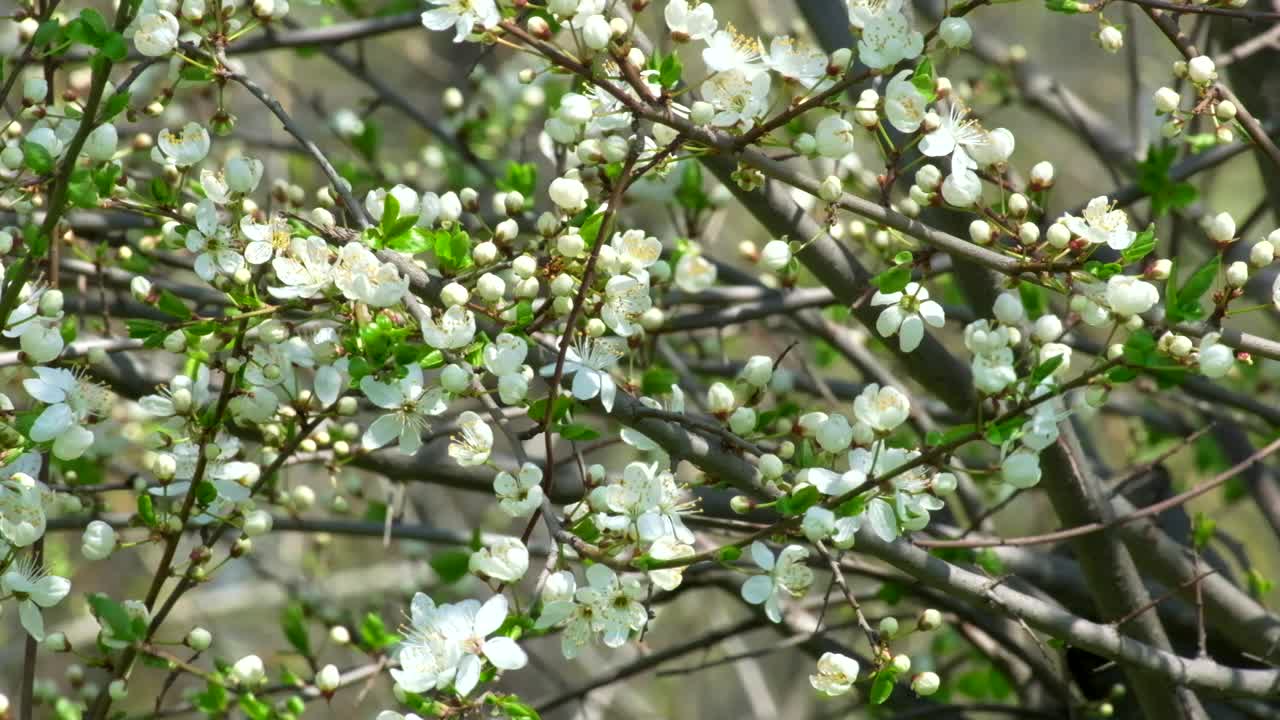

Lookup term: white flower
[365,185,420,223]
[1063,196,1136,250]
[24,367,109,460]
[420,0,500,43]
[853,383,910,433]
[846,0,902,28]
[601,274,652,337]
[269,236,333,299]
[611,230,663,274]
[241,214,294,265]
[603,461,694,544]
[360,365,448,454]
[403,593,526,696]
[700,69,771,129]
[763,37,827,89]
[226,156,264,193]
[153,122,210,167]
[1105,275,1159,316]
[810,652,860,696]
[972,347,1018,394]
[702,29,764,76]
[871,282,946,353]
[1003,451,1042,489]
[540,337,625,411]
[575,564,648,647]
[647,535,694,591]
[133,11,179,56]
[920,104,987,179]
[1,556,70,640]
[81,520,117,561]
[469,537,529,583]
[549,176,589,212]
[332,243,409,307]
[483,333,529,376]
[857,12,923,70]
[816,413,853,453]
[740,543,813,622]
[674,251,717,292]
[815,115,855,159]
[448,411,493,466]
[494,463,544,517]
[665,0,717,42]
[884,69,927,133]
[418,305,476,350]
[1198,333,1235,378]
[0,471,52,547]
[185,200,244,282]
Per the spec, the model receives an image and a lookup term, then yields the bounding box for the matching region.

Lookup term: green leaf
[1018,282,1046,319]
[983,416,1026,445]
[871,264,912,294]
[32,20,62,50]
[870,670,896,705]
[911,57,936,102]
[282,603,312,657]
[1122,226,1157,264]
[641,367,678,396]
[67,170,99,208]
[93,162,122,196]
[192,680,229,714]
[578,212,605,248]
[675,161,708,211]
[78,9,109,41]
[101,91,131,121]
[21,141,54,174]
[387,226,433,254]
[1192,512,1216,551]
[976,548,1005,575]
[497,162,538,198]
[429,549,472,584]
[238,693,272,720]
[1044,0,1084,13]
[776,485,821,517]
[556,422,600,441]
[658,51,683,89]
[358,612,401,650]
[1167,255,1220,323]
[351,119,382,161]
[89,594,138,642]
[1029,355,1064,385]
[433,228,473,273]
[136,494,157,527]
[486,693,543,720]
[99,32,127,61]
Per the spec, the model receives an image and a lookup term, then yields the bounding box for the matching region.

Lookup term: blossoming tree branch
[1,0,1279,718]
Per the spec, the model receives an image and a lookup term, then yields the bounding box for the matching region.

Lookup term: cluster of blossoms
[0,0,1277,716]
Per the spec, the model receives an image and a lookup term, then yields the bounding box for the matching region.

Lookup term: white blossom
[420,0,500,43]
[871,282,946,353]
[740,543,813,622]
[360,365,448,454]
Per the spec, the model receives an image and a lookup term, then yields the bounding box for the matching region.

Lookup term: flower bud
[918,608,943,631]
[793,133,817,156]
[1098,26,1123,53]
[969,219,992,245]
[741,356,774,388]
[477,272,506,301]
[1047,222,1071,249]
[186,627,213,651]
[513,254,538,278]
[878,617,899,638]
[163,330,187,354]
[1029,161,1054,189]
[440,282,469,307]
[81,520,117,561]
[473,240,499,265]
[231,655,266,686]
[819,175,843,202]
[758,453,784,479]
[912,672,941,696]
[891,654,912,674]
[44,632,70,652]
[916,164,942,193]
[242,510,273,537]
[1215,100,1237,122]
[38,289,63,317]
[729,407,757,436]
[939,17,972,48]
[441,363,472,394]
[1007,193,1029,217]
[729,495,755,514]
[329,625,351,645]
[1250,240,1274,267]
[1150,258,1172,280]
[1018,222,1040,246]
[1187,55,1216,84]
[1207,211,1236,243]
[1153,87,1181,114]
[582,14,612,49]
[759,240,791,272]
[1226,260,1248,288]
[557,233,585,258]
[706,382,736,414]
[549,176,588,212]
[316,664,340,693]
[993,292,1024,325]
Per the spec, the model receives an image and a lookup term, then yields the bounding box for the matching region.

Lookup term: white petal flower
[154,123,210,167]
[665,0,717,42]
[421,0,501,43]
[857,12,923,70]
[810,652,860,696]
[421,305,477,350]
[469,537,529,582]
[133,11,179,57]
[1062,196,1136,250]
[884,69,927,133]
[448,411,493,467]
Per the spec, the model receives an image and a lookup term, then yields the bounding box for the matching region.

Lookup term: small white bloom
[1,556,70,640]
[858,12,923,70]
[1063,196,1136,250]
[421,305,477,349]
[810,652,860,696]
[1106,275,1159,316]
[870,282,946,353]
[665,0,717,42]
[470,537,529,582]
[939,17,972,48]
[740,542,814,623]
[153,123,210,167]
[134,11,179,57]
[549,176,589,212]
[853,383,910,433]
[494,463,544,517]
[539,337,625,411]
[81,520,117,561]
[360,365,448,455]
[1199,333,1235,378]
[421,0,501,42]
[448,411,493,467]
